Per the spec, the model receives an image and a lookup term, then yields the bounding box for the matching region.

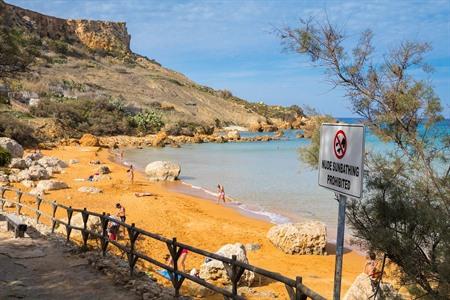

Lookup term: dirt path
[0,222,139,300]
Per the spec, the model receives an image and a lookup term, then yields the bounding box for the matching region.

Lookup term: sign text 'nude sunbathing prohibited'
[318,123,365,198]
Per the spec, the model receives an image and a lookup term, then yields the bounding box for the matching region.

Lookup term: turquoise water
[124,118,449,238]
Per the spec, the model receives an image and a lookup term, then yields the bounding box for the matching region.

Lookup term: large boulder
[0,137,23,158]
[199,243,255,287]
[9,158,28,169]
[227,130,241,140]
[79,133,99,146]
[17,165,50,181]
[55,212,102,239]
[343,273,399,300]
[145,161,180,181]
[35,180,68,192]
[267,221,327,255]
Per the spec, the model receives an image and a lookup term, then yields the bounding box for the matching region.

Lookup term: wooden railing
[0,186,326,300]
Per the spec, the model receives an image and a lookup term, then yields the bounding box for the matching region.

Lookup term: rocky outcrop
[152,131,168,147]
[1,1,131,55]
[78,186,102,194]
[343,273,399,300]
[0,137,23,158]
[144,161,180,181]
[227,130,241,140]
[79,134,99,147]
[267,221,327,255]
[199,243,254,286]
[35,179,68,191]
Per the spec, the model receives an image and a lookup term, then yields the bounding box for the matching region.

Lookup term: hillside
[0,0,305,145]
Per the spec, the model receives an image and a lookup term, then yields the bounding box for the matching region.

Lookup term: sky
[7,0,450,117]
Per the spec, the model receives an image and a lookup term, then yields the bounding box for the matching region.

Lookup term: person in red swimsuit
[165,248,188,272]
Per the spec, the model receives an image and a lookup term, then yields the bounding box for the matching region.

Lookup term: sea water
[124,118,449,238]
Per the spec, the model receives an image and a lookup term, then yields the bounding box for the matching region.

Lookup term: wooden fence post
[295,276,306,300]
[35,196,42,224]
[166,237,185,297]
[51,201,58,233]
[66,206,73,242]
[100,212,109,256]
[127,223,140,276]
[15,190,23,215]
[81,208,89,250]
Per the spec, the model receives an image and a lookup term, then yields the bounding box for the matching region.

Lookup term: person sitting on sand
[217,184,225,203]
[127,165,134,184]
[116,203,126,222]
[87,173,99,182]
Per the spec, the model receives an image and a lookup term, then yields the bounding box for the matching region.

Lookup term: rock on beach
[35,179,68,192]
[199,243,255,286]
[144,161,180,181]
[267,221,327,255]
[0,137,24,158]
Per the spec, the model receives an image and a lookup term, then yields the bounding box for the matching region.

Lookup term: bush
[31,98,132,136]
[129,109,164,134]
[0,146,11,167]
[0,114,37,147]
[48,39,68,55]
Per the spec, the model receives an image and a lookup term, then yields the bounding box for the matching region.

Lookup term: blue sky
[8,0,450,117]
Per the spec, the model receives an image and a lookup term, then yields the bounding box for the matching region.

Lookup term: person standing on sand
[217,184,225,203]
[127,165,134,184]
[120,150,124,161]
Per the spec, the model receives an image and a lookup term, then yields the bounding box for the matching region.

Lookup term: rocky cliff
[0,1,305,144]
[0,0,130,55]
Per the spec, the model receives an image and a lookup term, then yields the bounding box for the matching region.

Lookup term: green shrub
[129,109,164,134]
[0,146,11,167]
[48,39,68,54]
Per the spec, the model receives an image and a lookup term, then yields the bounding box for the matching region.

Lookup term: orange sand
[14,146,365,298]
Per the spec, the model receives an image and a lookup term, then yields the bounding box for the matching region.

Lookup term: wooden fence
[0,186,326,300]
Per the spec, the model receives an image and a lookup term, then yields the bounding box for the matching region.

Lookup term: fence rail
[0,186,326,300]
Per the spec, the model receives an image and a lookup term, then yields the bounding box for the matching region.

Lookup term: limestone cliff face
[0,0,131,54]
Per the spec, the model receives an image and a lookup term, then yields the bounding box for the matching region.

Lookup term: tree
[279,19,450,298]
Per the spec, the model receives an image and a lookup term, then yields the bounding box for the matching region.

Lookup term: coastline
[13,145,365,298]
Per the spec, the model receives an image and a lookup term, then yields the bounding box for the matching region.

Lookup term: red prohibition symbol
[334,130,347,159]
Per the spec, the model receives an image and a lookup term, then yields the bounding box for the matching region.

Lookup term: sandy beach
[12,146,365,298]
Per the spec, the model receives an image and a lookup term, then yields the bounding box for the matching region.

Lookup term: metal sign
[318,123,365,198]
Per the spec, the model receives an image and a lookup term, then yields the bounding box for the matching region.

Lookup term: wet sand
[13,146,365,298]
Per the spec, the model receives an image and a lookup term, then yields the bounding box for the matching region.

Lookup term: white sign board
[318,123,365,198]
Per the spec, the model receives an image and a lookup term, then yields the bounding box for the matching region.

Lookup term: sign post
[318,123,365,300]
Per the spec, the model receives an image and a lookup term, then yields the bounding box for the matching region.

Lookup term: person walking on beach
[127,164,134,184]
[217,184,225,203]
